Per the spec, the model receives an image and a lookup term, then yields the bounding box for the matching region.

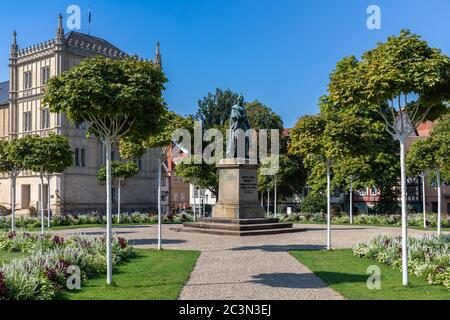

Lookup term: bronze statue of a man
[226,95,251,158]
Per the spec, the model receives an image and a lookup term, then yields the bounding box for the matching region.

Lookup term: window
[23,112,32,132]
[41,67,50,85]
[75,122,87,130]
[135,157,143,170]
[24,71,32,89]
[180,193,185,201]
[174,193,179,201]
[41,109,50,129]
[358,189,367,196]
[74,148,86,167]
[370,187,377,196]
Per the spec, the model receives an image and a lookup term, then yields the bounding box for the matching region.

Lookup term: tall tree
[22,134,73,233]
[97,161,139,223]
[196,88,242,128]
[329,30,450,286]
[44,56,167,285]
[0,137,34,231]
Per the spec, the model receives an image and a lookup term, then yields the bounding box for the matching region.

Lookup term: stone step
[170,226,307,237]
[183,221,294,231]
[197,218,280,225]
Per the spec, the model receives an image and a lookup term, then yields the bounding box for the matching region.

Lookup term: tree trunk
[267,189,270,217]
[117,179,121,224]
[39,170,45,235]
[11,175,16,232]
[193,185,197,222]
[158,159,163,251]
[326,159,331,251]
[274,180,278,218]
[349,176,353,225]
[46,176,51,228]
[422,174,426,229]
[105,139,113,285]
[261,192,264,208]
[436,169,442,237]
[202,190,206,218]
[399,139,409,286]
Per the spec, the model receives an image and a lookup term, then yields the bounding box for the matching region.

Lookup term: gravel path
[54,224,445,300]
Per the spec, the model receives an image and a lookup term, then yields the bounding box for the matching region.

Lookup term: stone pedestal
[213,158,264,220]
[170,158,305,236]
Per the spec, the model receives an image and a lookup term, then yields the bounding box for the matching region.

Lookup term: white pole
[326,159,331,251]
[47,177,51,228]
[202,190,206,218]
[158,160,162,250]
[39,171,45,235]
[11,176,16,232]
[436,169,442,237]
[422,173,426,229]
[105,139,113,285]
[274,180,278,218]
[193,185,197,222]
[261,192,264,208]
[349,176,353,224]
[399,139,409,286]
[117,179,121,224]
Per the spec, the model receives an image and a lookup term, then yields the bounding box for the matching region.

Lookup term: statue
[226,95,251,159]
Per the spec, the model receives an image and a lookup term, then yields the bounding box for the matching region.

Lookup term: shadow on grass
[250,271,367,289]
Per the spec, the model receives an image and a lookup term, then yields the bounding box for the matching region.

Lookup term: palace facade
[0,15,163,215]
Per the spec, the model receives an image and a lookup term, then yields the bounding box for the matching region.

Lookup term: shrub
[0,231,134,300]
[300,193,327,214]
[353,235,450,289]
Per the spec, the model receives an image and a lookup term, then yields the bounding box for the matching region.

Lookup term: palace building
[0,15,163,216]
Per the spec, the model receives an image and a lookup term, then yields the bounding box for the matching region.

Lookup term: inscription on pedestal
[240,175,257,194]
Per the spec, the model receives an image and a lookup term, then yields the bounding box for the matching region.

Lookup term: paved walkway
[55,224,443,300]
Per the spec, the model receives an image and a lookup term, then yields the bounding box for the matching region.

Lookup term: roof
[65,31,127,56]
[0,81,9,105]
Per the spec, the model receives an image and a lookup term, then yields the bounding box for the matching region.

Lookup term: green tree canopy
[97,161,140,183]
[43,56,168,142]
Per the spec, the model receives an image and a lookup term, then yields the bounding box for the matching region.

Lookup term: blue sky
[1,0,449,128]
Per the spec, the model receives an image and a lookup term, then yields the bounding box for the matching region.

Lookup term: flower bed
[0,212,193,229]
[280,213,450,229]
[353,235,450,289]
[0,231,134,300]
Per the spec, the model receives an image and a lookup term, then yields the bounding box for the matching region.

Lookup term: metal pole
[118,179,121,224]
[105,139,113,285]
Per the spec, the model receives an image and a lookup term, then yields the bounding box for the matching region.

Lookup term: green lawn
[60,249,200,300]
[289,249,450,300]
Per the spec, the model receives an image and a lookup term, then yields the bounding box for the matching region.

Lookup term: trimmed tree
[43,56,167,285]
[97,161,140,223]
[22,134,73,234]
[0,137,34,231]
[329,30,450,286]
[120,111,191,250]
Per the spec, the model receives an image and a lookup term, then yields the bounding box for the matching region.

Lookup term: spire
[10,30,18,54]
[155,42,162,67]
[56,14,64,40]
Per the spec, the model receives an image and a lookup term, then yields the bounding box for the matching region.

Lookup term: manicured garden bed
[281,213,450,232]
[61,249,200,300]
[290,249,450,300]
[0,212,193,231]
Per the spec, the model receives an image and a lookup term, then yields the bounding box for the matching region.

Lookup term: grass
[60,249,200,300]
[289,249,450,300]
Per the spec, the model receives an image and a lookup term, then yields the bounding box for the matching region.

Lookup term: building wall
[0,26,159,215]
